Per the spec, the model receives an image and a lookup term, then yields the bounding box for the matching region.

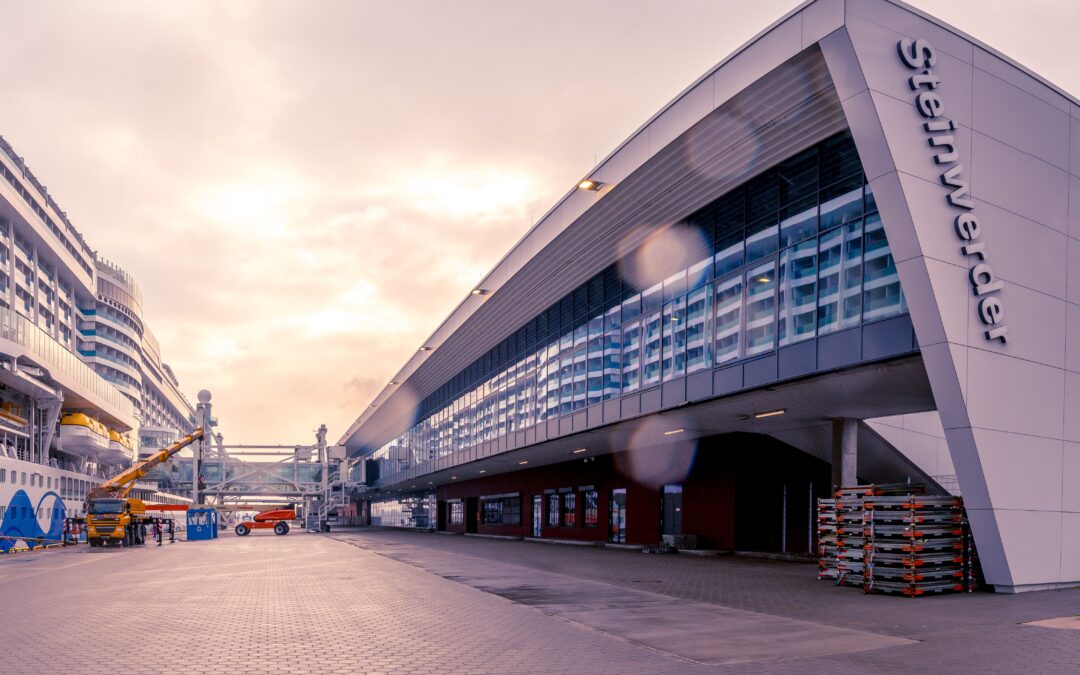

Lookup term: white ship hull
[0,454,188,552]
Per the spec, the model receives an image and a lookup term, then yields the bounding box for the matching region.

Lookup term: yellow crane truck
[85,427,204,547]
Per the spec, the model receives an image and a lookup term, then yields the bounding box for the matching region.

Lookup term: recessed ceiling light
[450,476,457,480]
[756,275,771,283]
[663,428,685,436]
[518,460,529,465]
[571,448,587,454]
[754,409,786,418]
[479,469,486,474]
[427,481,433,485]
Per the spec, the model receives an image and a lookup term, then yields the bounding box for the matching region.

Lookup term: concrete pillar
[831,418,858,493]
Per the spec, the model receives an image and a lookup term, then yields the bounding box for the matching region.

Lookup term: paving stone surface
[329,529,1080,674]
[2,527,1079,674]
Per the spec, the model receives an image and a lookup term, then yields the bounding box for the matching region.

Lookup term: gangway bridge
[143,390,360,528]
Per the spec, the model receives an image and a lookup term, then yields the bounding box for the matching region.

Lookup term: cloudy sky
[1,1,1076,445]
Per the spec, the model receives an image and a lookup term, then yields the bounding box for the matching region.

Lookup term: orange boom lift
[234,507,295,536]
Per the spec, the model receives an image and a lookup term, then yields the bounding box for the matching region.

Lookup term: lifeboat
[101,429,134,465]
[59,412,110,457]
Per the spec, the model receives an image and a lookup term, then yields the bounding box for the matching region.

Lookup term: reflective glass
[621,320,641,392]
[642,311,662,387]
[745,218,778,262]
[602,329,622,400]
[862,213,903,321]
[684,285,711,373]
[745,261,776,357]
[714,275,743,364]
[371,132,914,486]
[662,297,687,382]
[778,238,817,346]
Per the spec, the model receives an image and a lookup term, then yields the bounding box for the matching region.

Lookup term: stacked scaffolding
[818,484,977,597]
[816,498,838,580]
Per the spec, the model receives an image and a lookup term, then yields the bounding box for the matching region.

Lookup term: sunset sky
[1,1,1076,445]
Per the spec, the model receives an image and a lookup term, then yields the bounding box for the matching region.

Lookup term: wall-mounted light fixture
[577,179,604,191]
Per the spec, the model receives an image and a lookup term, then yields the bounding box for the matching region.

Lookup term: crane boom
[89,427,205,500]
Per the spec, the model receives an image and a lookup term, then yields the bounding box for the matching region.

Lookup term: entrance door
[609,488,627,543]
[661,484,683,536]
[465,497,479,534]
[532,495,542,537]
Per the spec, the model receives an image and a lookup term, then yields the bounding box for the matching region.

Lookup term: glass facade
[373,132,904,474]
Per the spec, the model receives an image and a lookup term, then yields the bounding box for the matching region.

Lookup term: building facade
[342,0,1080,593]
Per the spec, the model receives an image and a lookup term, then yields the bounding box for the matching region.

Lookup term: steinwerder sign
[897,38,1008,344]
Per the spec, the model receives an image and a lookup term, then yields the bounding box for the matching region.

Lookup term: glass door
[609,488,627,543]
[531,495,542,538]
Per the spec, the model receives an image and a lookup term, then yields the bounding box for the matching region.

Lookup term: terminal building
[340,0,1080,593]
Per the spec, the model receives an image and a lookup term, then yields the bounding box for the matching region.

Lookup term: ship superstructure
[0,135,194,550]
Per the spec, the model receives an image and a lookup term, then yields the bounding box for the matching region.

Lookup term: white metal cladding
[346,47,851,453]
[814,1,1080,592]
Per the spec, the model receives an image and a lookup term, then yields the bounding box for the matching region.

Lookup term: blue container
[186,508,219,541]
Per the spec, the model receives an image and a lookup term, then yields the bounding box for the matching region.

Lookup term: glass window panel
[602,329,622,400]
[641,311,662,387]
[642,282,663,314]
[685,284,711,374]
[779,200,818,247]
[745,260,776,357]
[778,238,817,346]
[745,217,778,263]
[622,293,641,323]
[587,333,604,406]
[663,270,686,304]
[662,297,687,381]
[819,183,864,232]
[545,342,560,419]
[778,148,818,205]
[841,220,864,328]
[687,253,713,291]
[572,345,587,411]
[862,212,903,321]
[604,304,621,332]
[864,183,877,214]
[817,226,842,335]
[714,274,743,365]
[714,234,744,280]
[621,320,641,392]
[559,351,574,416]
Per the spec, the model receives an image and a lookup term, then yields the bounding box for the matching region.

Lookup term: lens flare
[617,222,710,293]
[612,415,697,489]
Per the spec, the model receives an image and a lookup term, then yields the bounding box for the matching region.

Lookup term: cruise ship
[0,135,195,552]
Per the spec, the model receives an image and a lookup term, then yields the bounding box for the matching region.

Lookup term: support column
[831,418,858,493]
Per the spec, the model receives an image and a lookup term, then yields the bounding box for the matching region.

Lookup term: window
[547,493,560,527]
[562,492,576,527]
[480,494,520,526]
[448,500,464,526]
[369,131,902,472]
[21,471,26,485]
[582,490,598,528]
[0,469,5,483]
